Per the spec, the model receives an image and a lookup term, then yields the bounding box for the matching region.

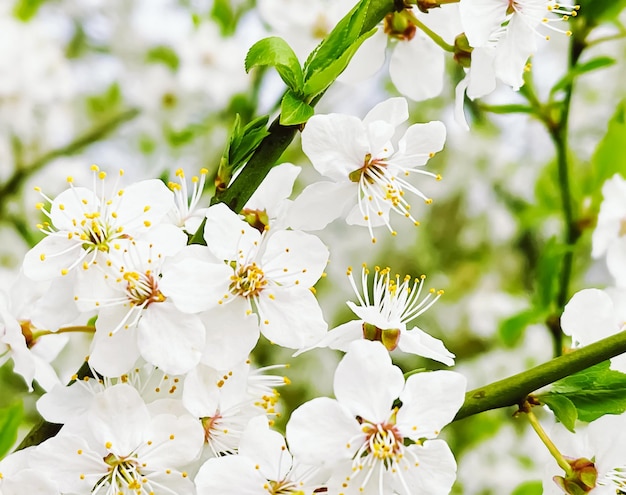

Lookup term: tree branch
[454,330,626,421]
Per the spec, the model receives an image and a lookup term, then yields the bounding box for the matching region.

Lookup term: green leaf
[0,402,23,459]
[541,394,578,432]
[550,57,615,97]
[303,28,376,98]
[538,361,626,423]
[511,481,543,495]
[229,115,270,170]
[86,83,123,118]
[499,308,545,347]
[586,99,626,202]
[279,91,314,126]
[13,0,47,21]
[146,45,180,71]
[211,0,236,35]
[304,0,371,78]
[576,0,626,25]
[245,37,303,92]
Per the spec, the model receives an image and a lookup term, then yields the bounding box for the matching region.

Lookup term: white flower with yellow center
[313,264,454,365]
[74,226,228,376]
[196,203,329,350]
[23,166,175,281]
[33,384,203,495]
[288,97,446,242]
[286,341,466,495]
[196,415,322,495]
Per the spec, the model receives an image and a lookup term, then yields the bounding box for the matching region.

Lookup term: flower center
[98,452,143,492]
[363,421,403,462]
[619,218,626,237]
[230,262,267,297]
[267,479,303,495]
[79,213,119,253]
[124,271,165,307]
[201,414,223,444]
[349,153,388,184]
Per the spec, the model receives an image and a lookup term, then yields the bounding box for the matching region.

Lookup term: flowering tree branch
[454,330,626,421]
[212,0,397,214]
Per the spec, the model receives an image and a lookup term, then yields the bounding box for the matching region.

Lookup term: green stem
[409,14,454,52]
[454,329,626,421]
[546,32,586,357]
[526,409,573,476]
[30,325,96,341]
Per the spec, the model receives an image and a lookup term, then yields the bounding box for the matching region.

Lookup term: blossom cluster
[0,96,469,495]
[2,0,624,494]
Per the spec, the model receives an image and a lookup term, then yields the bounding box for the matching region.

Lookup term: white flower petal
[393,440,457,495]
[390,38,444,102]
[301,114,369,180]
[334,340,404,421]
[137,303,204,375]
[399,328,455,365]
[561,288,618,346]
[286,397,360,465]
[397,370,466,440]
[240,416,292,480]
[257,289,327,348]
[201,302,260,370]
[195,455,267,495]
[204,203,260,261]
[287,181,355,231]
[89,384,149,455]
[262,230,329,287]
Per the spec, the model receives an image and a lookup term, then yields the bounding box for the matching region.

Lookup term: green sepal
[279,91,314,126]
[245,37,303,92]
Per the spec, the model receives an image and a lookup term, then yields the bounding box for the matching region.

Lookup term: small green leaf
[229,115,270,170]
[541,394,578,432]
[146,45,180,71]
[538,361,626,423]
[576,0,626,25]
[550,57,615,97]
[499,309,545,347]
[86,83,123,118]
[511,480,543,495]
[13,0,46,21]
[211,0,236,35]
[304,0,371,78]
[586,99,626,203]
[0,402,23,459]
[245,37,303,92]
[303,28,376,98]
[279,91,314,126]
